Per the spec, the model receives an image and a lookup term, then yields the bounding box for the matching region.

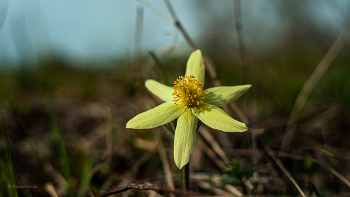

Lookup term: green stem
[179,162,190,191]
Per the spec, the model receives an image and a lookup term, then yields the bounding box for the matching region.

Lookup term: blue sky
[0,0,349,66]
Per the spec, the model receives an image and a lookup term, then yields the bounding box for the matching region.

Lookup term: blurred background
[1,0,350,196]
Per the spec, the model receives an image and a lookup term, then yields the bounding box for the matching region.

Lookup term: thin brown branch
[279,22,350,156]
[95,183,201,197]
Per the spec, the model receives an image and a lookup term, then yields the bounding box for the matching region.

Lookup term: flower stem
[179,162,190,191]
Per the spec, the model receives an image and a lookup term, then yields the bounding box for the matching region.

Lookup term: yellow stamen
[172,75,206,110]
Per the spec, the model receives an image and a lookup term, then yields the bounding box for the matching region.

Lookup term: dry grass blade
[264,146,306,197]
[192,174,243,197]
[44,183,59,197]
[196,137,225,169]
[152,130,175,197]
[224,184,243,197]
[199,127,230,164]
[280,22,350,156]
[233,0,250,89]
[277,151,350,189]
[197,181,231,196]
[43,163,68,197]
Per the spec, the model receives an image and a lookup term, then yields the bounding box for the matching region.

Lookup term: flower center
[172,75,206,110]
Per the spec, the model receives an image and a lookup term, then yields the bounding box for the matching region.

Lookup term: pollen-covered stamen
[172,75,206,110]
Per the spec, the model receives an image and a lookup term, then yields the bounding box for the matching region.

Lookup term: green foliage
[45,96,74,197]
[0,108,18,197]
[303,155,325,196]
[303,155,315,176]
[222,158,259,193]
[77,160,93,197]
[308,184,321,197]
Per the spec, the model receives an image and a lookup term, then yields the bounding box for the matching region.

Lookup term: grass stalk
[45,96,74,197]
[0,108,18,197]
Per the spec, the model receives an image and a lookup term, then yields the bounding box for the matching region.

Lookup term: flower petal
[194,103,248,132]
[185,50,205,85]
[204,85,251,107]
[174,110,198,169]
[145,79,174,102]
[126,103,185,129]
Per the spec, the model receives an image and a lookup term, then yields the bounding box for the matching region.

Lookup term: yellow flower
[126,50,251,169]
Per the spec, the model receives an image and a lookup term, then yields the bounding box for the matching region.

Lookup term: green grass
[45,96,74,197]
[0,108,18,197]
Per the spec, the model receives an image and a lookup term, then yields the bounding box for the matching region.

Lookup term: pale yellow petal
[126,103,185,129]
[185,50,205,85]
[145,79,174,102]
[174,110,198,169]
[204,85,251,107]
[194,103,247,132]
